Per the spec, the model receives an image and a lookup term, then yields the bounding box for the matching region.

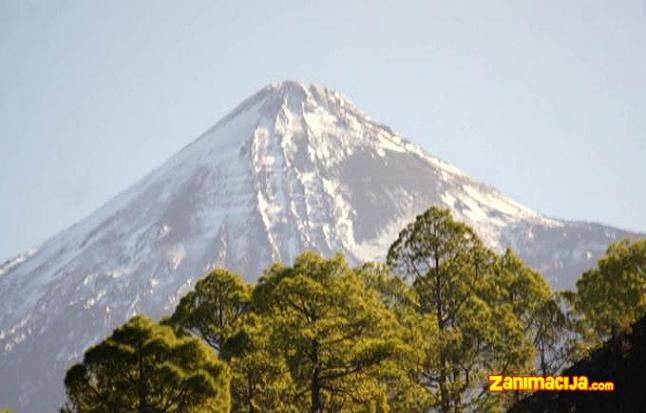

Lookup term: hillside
[508,316,646,412]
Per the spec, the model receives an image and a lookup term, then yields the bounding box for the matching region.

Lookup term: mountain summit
[0,81,635,411]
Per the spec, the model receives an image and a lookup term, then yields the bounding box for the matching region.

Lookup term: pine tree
[165,268,251,352]
[573,238,646,340]
[387,207,535,412]
[221,315,298,413]
[61,315,230,413]
[356,263,434,412]
[251,252,411,413]
[490,249,569,375]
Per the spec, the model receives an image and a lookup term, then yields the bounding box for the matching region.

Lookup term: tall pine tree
[387,207,535,412]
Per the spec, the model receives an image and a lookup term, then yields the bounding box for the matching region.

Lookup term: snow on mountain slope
[0,81,637,412]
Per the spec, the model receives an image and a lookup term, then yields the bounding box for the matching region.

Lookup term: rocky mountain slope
[0,81,637,412]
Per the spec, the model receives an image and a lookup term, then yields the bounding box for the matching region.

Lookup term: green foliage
[170,253,427,412]
[222,314,297,413]
[68,205,636,413]
[573,238,646,340]
[491,250,571,375]
[355,263,435,412]
[62,315,230,413]
[387,207,551,412]
[251,252,419,412]
[165,268,251,352]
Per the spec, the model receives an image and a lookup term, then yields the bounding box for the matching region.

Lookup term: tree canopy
[251,252,414,412]
[573,238,646,340]
[387,207,560,412]
[61,315,230,413]
[61,207,645,413]
[165,268,251,352]
[188,253,425,412]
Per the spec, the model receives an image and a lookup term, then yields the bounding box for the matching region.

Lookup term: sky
[1,0,645,260]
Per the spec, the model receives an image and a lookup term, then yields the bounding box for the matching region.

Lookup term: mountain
[0,81,638,412]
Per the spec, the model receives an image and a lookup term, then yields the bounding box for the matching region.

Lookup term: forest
[54,207,646,413]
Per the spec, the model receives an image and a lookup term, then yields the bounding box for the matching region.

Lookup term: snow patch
[83,289,107,309]
[0,249,37,276]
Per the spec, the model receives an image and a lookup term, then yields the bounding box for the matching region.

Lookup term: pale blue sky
[1,0,645,260]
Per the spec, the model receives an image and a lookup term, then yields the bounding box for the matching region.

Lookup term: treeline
[60,207,646,413]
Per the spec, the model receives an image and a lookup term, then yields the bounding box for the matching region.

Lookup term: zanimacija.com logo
[488,375,614,392]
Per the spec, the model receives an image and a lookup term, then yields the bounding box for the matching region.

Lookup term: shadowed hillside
[508,316,646,413]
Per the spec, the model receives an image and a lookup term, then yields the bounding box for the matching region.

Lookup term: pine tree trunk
[138,354,148,413]
[310,341,322,413]
[247,374,255,413]
[435,256,450,413]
